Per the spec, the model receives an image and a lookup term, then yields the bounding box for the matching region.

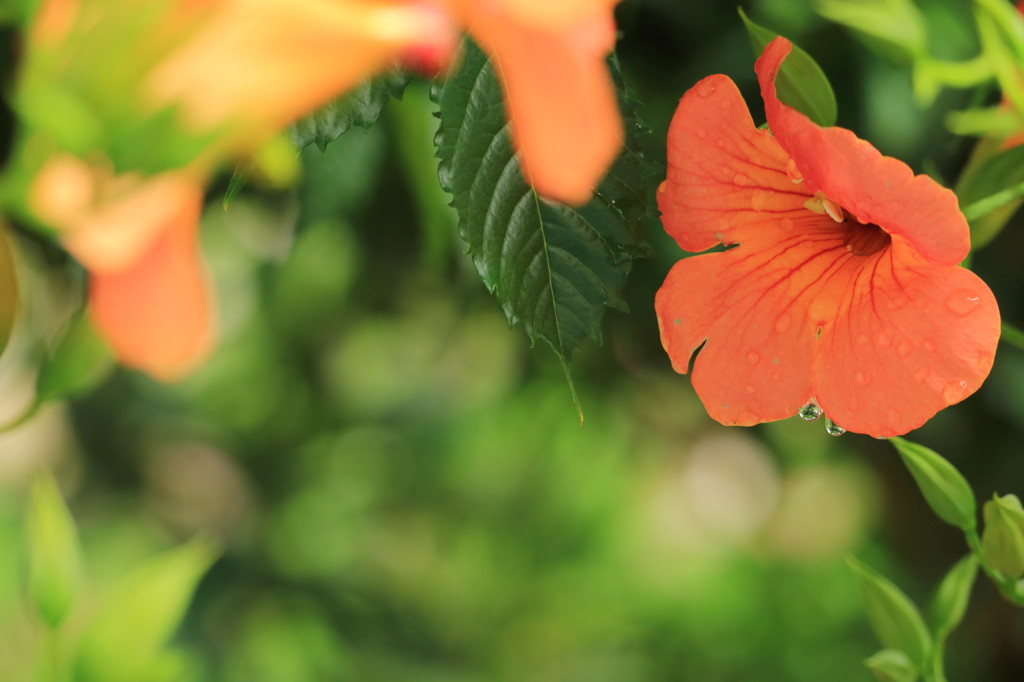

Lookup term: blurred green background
[2,0,1024,680]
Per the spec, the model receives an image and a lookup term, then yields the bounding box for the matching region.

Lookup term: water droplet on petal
[798,403,822,421]
[923,339,937,352]
[855,371,869,386]
[745,384,756,394]
[875,436,889,440]
[913,365,931,383]
[774,314,791,333]
[747,351,760,365]
[696,80,717,98]
[697,127,707,138]
[657,181,668,194]
[856,334,870,346]
[875,332,892,348]
[825,419,846,436]
[945,289,982,316]
[897,340,913,358]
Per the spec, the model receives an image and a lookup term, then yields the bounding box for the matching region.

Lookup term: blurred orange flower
[656,38,1000,438]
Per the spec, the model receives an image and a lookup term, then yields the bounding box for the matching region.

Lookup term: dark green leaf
[36,313,114,403]
[433,39,650,405]
[291,70,411,151]
[738,8,838,126]
[847,556,932,669]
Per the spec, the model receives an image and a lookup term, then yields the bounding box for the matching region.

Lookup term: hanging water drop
[798,403,822,421]
[825,418,846,436]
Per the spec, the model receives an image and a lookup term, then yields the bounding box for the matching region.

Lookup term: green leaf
[738,8,837,126]
[981,494,1024,579]
[26,473,83,628]
[892,437,976,531]
[291,70,411,151]
[847,556,932,669]
[75,537,218,682]
[222,161,252,210]
[956,143,1024,248]
[36,313,114,403]
[0,224,17,358]
[865,649,919,682]
[814,0,928,64]
[433,40,650,409]
[929,554,978,640]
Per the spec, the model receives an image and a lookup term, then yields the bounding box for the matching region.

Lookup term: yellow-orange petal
[89,191,212,381]
[467,3,623,205]
[659,74,809,253]
[146,0,450,149]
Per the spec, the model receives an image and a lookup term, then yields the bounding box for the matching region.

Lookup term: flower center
[843,220,891,256]
[803,191,891,257]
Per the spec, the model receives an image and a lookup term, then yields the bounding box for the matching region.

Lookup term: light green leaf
[956,143,1024,248]
[36,313,114,403]
[848,556,932,669]
[815,0,928,64]
[738,8,838,126]
[26,473,83,628]
[930,554,978,639]
[75,537,218,682]
[0,225,17,359]
[892,437,976,531]
[433,40,651,410]
[981,494,1024,580]
[865,649,918,682]
[291,70,411,151]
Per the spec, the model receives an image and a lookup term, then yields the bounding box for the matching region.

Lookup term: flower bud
[981,494,1024,579]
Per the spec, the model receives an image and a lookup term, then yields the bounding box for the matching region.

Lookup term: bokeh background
[2,0,1024,680]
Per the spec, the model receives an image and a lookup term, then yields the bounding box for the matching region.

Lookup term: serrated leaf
[739,8,837,127]
[433,39,650,399]
[291,70,411,151]
[930,554,977,640]
[848,556,932,669]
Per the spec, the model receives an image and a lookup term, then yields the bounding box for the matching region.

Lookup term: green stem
[39,625,62,682]
[1000,322,1024,352]
[961,179,1024,222]
[0,399,39,433]
[965,527,1024,607]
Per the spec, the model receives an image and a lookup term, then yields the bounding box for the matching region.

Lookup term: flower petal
[657,205,868,427]
[659,74,811,252]
[467,4,622,205]
[813,248,1000,437]
[756,37,970,266]
[89,192,212,380]
[147,0,448,147]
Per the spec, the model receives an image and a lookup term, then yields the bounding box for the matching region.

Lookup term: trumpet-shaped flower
[655,37,1000,438]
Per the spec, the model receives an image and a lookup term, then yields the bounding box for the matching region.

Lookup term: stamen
[786,159,803,184]
[803,191,845,223]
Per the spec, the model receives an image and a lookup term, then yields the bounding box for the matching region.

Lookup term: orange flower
[30,157,211,380]
[446,0,623,205]
[655,38,1000,438]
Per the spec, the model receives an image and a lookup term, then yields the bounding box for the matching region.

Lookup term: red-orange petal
[467,5,623,205]
[813,248,1000,437]
[89,192,212,381]
[659,74,811,252]
[756,37,969,267]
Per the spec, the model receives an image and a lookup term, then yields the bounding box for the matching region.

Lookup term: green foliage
[847,556,932,673]
[738,8,838,126]
[957,143,1024,248]
[26,474,82,629]
[892,438,976,531]
[814,0,928,63]
[36,313,114,404]
[980,494,1024,580]
[433,39,650,404]
[291,70,411,152]
[929,555,978,641]
[865,649,919,682]
[0,225,16,359]
[75,537,219,682]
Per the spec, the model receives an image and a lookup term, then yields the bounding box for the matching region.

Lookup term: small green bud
[26,473,83,628]
[892,438,976,530]
[847,556,932,669]
[981,494,1024,579]
[865,649,919,682]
